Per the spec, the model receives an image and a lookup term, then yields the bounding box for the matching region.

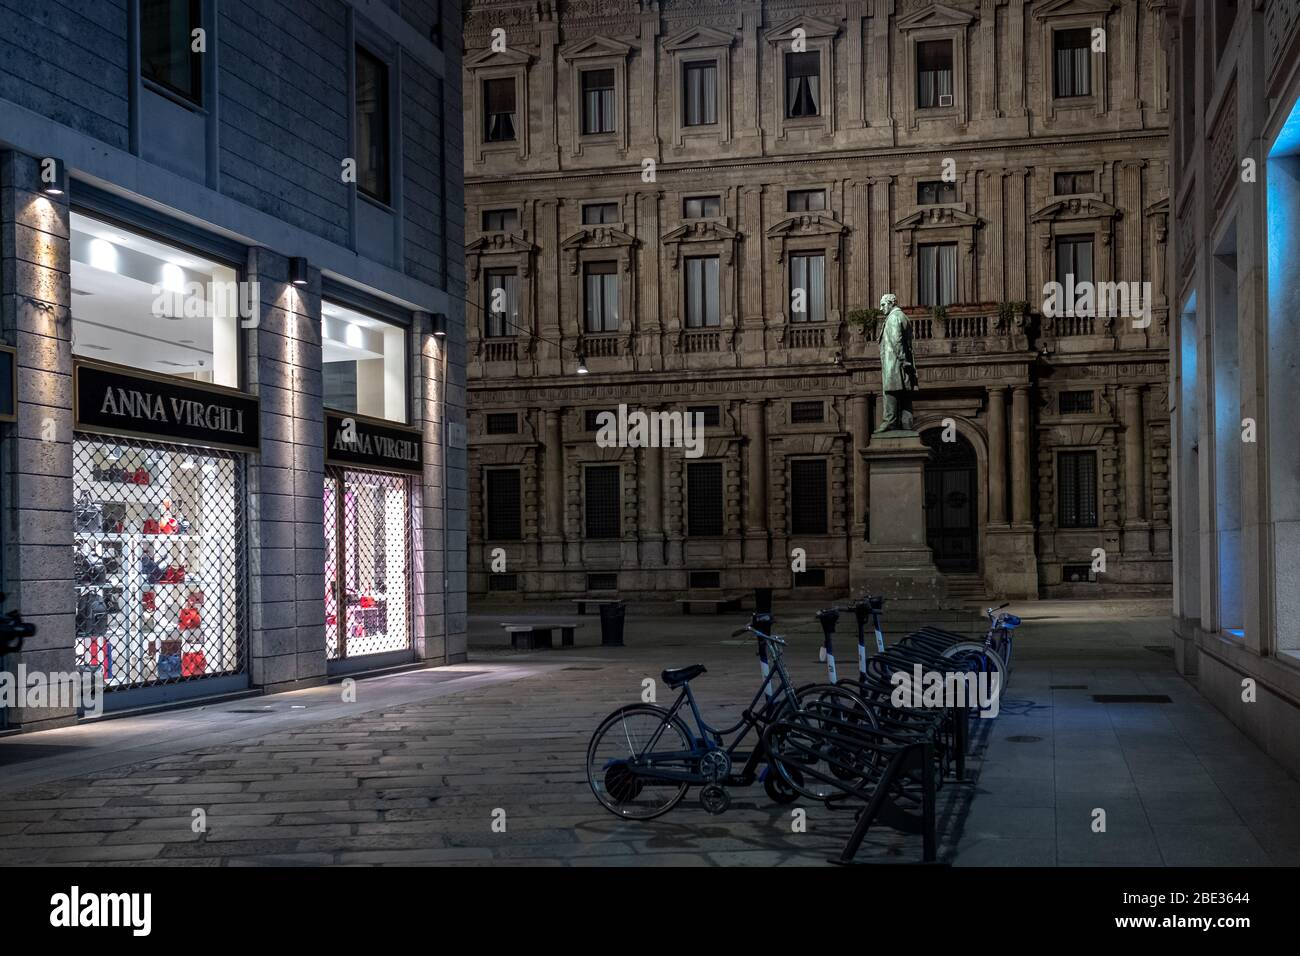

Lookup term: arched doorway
[921,429,978,571]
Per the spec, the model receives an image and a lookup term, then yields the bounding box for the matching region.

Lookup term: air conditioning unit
[938,93,954,107]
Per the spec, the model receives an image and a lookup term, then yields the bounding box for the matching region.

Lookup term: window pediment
[560,225,637,251]
[897,3,977,31]
[559,35,633,62]
[1031,196,1120,223]
[662,221,740,244]
[763,15,841,44]
[466,47,532,69]
[766,213,847,240]
[1032,0,1116,20]
[467,233,536,256]
[664,26,735,52]
[893,207,982,230]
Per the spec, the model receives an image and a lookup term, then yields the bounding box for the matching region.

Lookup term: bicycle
[585,613,878,820]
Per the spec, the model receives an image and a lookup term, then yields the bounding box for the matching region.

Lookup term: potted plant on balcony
[996,300,1030,333]
[847,306,883,338]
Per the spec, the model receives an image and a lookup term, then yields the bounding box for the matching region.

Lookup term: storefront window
[324,468,411,661]
[70,212,241,388]
[322,302,408,423]
[73,437,245,688]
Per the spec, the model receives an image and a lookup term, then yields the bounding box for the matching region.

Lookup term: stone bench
[503,623,577,650]
[675,594,745,615]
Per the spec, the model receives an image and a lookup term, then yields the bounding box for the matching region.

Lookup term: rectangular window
[1059,391,1095,415]
[1055,236,1095,292]
[790,400,825,424]
[1057,450,1098,528]
[790,459,828,535]
[687,405,721,427]
[787,189,827,212]
[74,437,245,689]
[355,45,391,204]
[483,78,517,142]
[486,469,522,540]
[1053,28,1092,98]
[484,269,518,338]
[785,51,820,118]
[482,208,518,231]
[687,461,724,536]
[684,195,722,219]
[584,465,621,539]
[789,254,826,323]
[684,256,721,327]
[322,302,408,423]
[916,40,954,109]
[70,212,240,388]
[587,572,618,591]
[1053,171,1094,195]
[683,61,718,126]
[582,202,619,225]
[141,0,202,104]
[917,180,957,205]
[917,242,958,308]
[584,261,620,333]
[485,412,519,435]
[581,69,616,134]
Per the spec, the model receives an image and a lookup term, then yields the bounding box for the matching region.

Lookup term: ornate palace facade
[463,0,1172,602]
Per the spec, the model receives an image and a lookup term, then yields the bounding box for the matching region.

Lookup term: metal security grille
[486,468,522,540]
[687,461,724,536]
[73,435,246,689]
[1057,451,1099,528]
[790,400,825,423]
[324,467,412,661]
[686,405,720,427]
[485,412,518,435]
[790,458,828,535]
[584,465,621,538]
[1058,390,1095,414]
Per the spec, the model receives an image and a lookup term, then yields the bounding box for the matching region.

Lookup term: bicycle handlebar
[731,624,787,645]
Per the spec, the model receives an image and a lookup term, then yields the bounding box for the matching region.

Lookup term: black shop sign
[74,361,260,451]
[325,410,422,474]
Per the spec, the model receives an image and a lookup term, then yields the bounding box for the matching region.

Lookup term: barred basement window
[485,469,522,540]
[489,574,519,591]
[790,400,825,423]
[794,569,826,587]
[1057,451,1099,529]
[689,570,721,589]
[584,465,621,538]
[587,572,618,591]
[1058,390,1094,414]
[790,459,828,535]
[687,461,724,536]
[324,468,413,662]
[74,437,246,689]
[1061,564,1096,584]
[486,412,519,435]
[687,405,720,427]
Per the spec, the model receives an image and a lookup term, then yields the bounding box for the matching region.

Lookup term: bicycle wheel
[586,704,695,820]
[767,685,881,801]
[938,642,1009,710]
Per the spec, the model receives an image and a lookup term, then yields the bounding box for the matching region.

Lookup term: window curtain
[918,245,936,306]
[583,70,615,134]
[938,244,957,306]
[484,80,516,141]
[785,53,819,117]
[486,272,518,337]
[1055,31,1092,97]
[686,257,721,327]
[918,244,957,307]
[685,63,717,126]
[917,41,953,108]
[790,255,826,322]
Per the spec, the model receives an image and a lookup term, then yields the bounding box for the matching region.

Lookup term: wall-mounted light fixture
[40,157,67,196]
[289,257,310,286]
[576,353,589,375]
[431,313,448,337]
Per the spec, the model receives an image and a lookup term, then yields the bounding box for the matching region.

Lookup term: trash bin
[599,601,626,647]
[754,587,773,617]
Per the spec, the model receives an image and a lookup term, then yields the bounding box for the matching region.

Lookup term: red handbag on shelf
[179,606,201,630]
[86,637,112,679]
[142,518,160,535]
[181,651,206,677]
[132,468,150,485]
[142,591,156,612]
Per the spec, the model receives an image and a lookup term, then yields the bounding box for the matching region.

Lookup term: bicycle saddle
[662,664,707,688]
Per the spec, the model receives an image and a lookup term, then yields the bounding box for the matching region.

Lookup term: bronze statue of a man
[874,293,919,432]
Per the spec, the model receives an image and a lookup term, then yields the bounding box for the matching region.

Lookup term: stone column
[851,394,870,533]
[0,151,76,731]
[987,387,1008,525]
[1005,169,1028,301]
[1124,385,1147,523]
[743,400,768,563]
[543,408,564,541]
[1010,385,1032,525]
[245,248,327,691]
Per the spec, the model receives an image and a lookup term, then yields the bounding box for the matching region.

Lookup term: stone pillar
[245,248,326,691]
[851,394,870,533]
[743,400,768,562]
[987,387,1008,525]
[1010,385,1032,525]
[1005,170,1028,301]
[543,407,564,549]
[413,312,456,664]
[640,437,664,571]
[1123,385,1149,540]
[0,150,77,731]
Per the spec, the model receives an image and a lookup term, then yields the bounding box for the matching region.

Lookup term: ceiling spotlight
[40,157,67,196]
[289,256,310,286]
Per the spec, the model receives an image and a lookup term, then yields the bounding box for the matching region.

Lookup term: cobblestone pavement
[1,600,1296,866]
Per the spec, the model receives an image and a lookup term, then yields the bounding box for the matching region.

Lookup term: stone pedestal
[851,432,947,604]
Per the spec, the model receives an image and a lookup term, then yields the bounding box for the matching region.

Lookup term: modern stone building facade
[0,0,466,731]
[1166,0,1300,776]
[463,0,1172,603]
